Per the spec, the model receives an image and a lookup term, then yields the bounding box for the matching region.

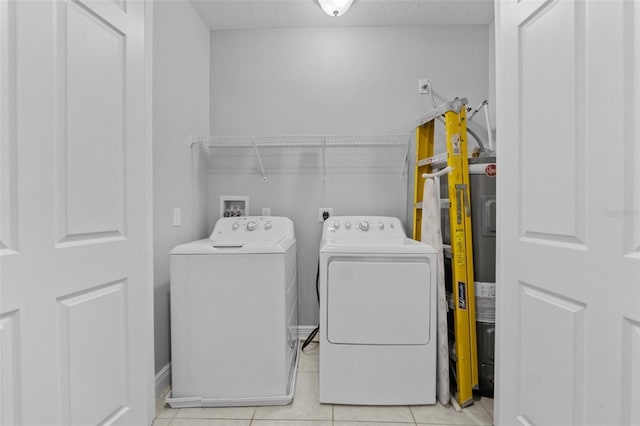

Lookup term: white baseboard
[155,363,171,400]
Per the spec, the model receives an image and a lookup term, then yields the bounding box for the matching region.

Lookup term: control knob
[378,222,384,230]
[333,222,340,230]
[345,221,352,230]
[265,221,272,230]
[246,221,257,231]
[232,222,240,230]
[359,220,369,231]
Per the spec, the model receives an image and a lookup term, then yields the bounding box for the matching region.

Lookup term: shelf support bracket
[400,136,410,180]
[253,139,268,182]
[321,137,327,183]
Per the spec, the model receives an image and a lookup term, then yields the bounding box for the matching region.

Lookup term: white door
[0,0,153,424]
[495,1,640,425]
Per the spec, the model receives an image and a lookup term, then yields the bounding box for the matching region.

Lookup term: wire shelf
[193,134,411,181]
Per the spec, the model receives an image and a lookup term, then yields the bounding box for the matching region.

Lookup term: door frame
[144,0,155,422]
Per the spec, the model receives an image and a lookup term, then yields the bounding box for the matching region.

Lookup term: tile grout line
[249,406,256,425]
[470,398,493,422]
[409,404,418,425]
[482,399,494,420]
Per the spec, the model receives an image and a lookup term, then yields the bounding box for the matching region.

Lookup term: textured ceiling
[191,0,495,30]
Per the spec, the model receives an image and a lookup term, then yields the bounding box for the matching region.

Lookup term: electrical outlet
[318,208,333,222]
[262,207,271,216]
[418,79,431,95]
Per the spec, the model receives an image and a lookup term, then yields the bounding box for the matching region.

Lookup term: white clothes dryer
[319,216,437,405]
[168,216,298,408]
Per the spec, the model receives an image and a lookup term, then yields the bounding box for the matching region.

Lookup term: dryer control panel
[322,216,406,243]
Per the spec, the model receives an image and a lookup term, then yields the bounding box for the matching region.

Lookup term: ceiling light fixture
[318,0,355,17]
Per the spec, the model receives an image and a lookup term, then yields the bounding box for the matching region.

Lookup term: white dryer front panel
[326,258,431,345]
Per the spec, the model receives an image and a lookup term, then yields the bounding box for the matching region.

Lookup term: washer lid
[171,216,295,254]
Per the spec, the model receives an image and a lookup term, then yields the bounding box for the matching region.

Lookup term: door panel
[622,319,640,425]
[624,0,640,258]
[496,0,640,425]
[0,0,151,424]
[519,0,586,246]
[59,0,126,243]
[0,0,17,254]
[57,280,129,425]
[0,311,20,425]
[519,283,585,426]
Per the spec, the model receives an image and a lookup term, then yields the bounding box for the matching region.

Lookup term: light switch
[173,208,181,227]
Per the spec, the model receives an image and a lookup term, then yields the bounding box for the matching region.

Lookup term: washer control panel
[210,216,294,243]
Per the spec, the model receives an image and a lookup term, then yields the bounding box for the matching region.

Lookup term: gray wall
[209,26,490,326]
[153,0,210,374]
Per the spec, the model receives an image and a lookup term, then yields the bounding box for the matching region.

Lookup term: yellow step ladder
[411,98,479,407]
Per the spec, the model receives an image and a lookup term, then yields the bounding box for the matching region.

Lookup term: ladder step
[416,199,450,209]
[417,153,448,167]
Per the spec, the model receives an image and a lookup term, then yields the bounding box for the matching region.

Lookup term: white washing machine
[319,216,437,405]
[167,216,298,408]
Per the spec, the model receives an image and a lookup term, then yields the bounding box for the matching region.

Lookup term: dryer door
[326,258,432,345]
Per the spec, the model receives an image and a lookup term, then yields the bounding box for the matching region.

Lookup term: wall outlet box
[220,196,249,218]
[419,79,431,95]
[318,208,333,222]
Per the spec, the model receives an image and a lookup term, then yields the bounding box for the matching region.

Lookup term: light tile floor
[155,343,493,426]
